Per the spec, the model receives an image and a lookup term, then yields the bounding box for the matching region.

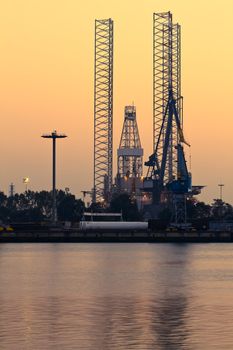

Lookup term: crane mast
[143,12,199,223]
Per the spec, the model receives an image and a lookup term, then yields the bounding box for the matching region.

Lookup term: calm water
[0,243,233,349]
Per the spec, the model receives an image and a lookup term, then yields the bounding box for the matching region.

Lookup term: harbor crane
[143,12,203,225]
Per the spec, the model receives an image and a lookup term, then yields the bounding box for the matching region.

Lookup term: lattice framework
[94,19,113,202]
[153,12,182,184]
[117,106,143,178]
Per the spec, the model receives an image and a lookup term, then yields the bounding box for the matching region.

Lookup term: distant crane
[143,12,203,224]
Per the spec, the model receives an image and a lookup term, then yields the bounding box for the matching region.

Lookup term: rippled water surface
[1,243,233,349]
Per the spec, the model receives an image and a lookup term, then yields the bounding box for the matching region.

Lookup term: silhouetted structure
[9,183,15,197]
[143,12,203,223]
[218,184,224,201]
[116,105,143,199]
[152,11,182,183]
[42,131,67,224]
[93,18,114,204]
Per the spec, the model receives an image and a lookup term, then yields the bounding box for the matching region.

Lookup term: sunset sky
[0,0,232,204]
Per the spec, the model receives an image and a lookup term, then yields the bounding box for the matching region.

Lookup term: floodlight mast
[42,130,67,224]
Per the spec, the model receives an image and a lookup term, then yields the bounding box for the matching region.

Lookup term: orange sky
[0,0,232,203]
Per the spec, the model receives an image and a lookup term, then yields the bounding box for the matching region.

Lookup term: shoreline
[1,230,233,243]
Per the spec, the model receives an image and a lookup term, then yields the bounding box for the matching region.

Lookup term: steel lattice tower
[117,106,143,178]
[93,19,114,203]
[153,12,182,184]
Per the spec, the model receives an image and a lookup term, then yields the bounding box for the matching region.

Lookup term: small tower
[116,106,143,195]
[9,183,15,197]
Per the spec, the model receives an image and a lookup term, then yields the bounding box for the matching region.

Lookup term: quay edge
[1,230,233,243]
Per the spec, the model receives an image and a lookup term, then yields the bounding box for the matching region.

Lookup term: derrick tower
[93,19,114,203]
[118,106,143,178]
[116,105,143,195]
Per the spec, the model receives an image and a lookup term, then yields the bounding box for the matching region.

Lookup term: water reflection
[0,295,189,349]
[152,245,190,350]
[1,243,233,349]
[154,296,188,350]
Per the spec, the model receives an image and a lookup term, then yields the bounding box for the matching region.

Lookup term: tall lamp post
[42,130,67,224]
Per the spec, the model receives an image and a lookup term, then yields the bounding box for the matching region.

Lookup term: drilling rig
[116,105,143,200]
[143,12,202,225]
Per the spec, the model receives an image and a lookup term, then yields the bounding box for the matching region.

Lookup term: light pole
[42,130,67,224]
[23,177,30,192]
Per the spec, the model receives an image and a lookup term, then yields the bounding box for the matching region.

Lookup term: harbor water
[0,243,233,349]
